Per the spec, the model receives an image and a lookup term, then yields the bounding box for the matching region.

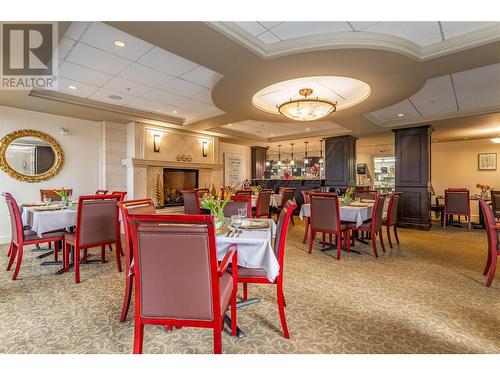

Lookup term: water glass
[238,207,247,219]
[43,196,52,206]
[231,214,242,229]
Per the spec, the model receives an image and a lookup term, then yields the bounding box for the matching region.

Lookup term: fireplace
[163,168,199,207]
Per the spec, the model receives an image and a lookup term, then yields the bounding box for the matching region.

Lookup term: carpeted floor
[0,221,498,354]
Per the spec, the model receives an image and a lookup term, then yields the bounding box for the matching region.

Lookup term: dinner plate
[32,206,62,211]
[241,220,269,229]
[22,202,45,207]
[348,202,371,207]
[216,226,232,235]
[361,199,375,203]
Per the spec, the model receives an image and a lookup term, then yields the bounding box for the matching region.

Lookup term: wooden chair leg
[308,230,316,254]
[75,247,81,284]
[378,229,386,252]
[302,217,309,244]
[120,275,134,322]
[483,251,492,275]
[277,283,290,339]
[6,244,17,271]
[12,245,23,280]
[83,249,88,263]
[486,256,496,287]
[133,318,144,354]
[393,226,400,245]
[213,321,222,354]
[386,226,393,249]
[243,283,248,300]
[371,232,379,258]
[329,234,333,247]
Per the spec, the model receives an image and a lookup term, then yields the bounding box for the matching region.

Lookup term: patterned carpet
[0,221,498,354]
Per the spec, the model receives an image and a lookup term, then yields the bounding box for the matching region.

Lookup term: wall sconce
[153,133,161,153]
[202,141,209,157]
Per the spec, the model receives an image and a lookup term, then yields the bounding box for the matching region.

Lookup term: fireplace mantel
[122,158,223,171]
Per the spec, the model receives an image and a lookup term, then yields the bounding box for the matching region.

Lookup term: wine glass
[238,207,247,219]
[231,214,242,230]
[43,196,52,206]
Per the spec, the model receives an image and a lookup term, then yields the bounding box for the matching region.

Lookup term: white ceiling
[252,76,371,115]
[51,22,224,123]
[366,63,500,125]
[234,21,499,47]
[221,120,348,141]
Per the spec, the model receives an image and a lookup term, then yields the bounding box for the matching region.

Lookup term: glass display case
[373,156,395,193]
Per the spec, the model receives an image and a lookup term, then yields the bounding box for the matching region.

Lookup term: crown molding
[208,22,500,62]
[364,104,500,128]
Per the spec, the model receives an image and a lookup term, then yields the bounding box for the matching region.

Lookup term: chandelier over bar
[277,88,337,122]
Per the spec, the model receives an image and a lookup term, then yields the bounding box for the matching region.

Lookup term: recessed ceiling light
[491,137,500,144]
[107,94,122,100]
[397,113,404,117]
[68,85,78,90]
[114,40,126,47]
[306,128,310,131]
[270,134,274,136]
[172,110,179,114]
[463,137,470,140]
[227,124,232,127]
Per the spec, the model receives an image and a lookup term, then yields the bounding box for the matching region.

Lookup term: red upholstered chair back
[111,191,127,201]
[274,200,297,263]
[255,189,272,217]
[235,189,252,196]
[196,188,209,198]
[280,188,296,209]
[118,199,156,272]
[310,193,341,233]
[223,200,248,217]
[387,192,401,226]
[301,189,320,204]
[2,192,23,244]
[95,189,108,195]
[445,188,470,215]
[75,195,120,247]
[182,190,200,215]
[371,194,386,231]
[127,214,221,320]
[356,190,377,200]
[40,189,73,201]
[479,198,498,255]
[229,195,252,216]
[491,190,500,219]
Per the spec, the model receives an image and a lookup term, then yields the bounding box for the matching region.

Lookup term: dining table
[250,193,282,208]
[21,204,77,237]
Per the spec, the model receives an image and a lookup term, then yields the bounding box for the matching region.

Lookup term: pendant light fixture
[304,141,309,165]
[277,145,282,167]
[319,139,324,164]
[265,146,270,167]
[290,143,295,166]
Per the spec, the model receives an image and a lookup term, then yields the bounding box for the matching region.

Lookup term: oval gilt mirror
[0,130,64,183]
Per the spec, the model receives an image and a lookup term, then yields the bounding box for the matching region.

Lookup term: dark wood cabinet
[325,135,357,190]
[251,146,267,180]
[393,125,433,230]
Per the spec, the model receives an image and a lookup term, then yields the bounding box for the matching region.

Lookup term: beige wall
[431,139,500,219]
[0,105,102,243]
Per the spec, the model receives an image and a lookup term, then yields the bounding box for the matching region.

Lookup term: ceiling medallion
[277,88,336,121]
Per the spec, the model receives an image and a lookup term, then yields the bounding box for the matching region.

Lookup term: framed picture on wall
[478,153,497,171]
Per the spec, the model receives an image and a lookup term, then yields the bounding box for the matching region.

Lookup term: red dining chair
[490,190,500,222]
[444,188,471,230]
[195,188,210,198]
[95,189,109,195]
[238,200,296,339]
[353,194,386,258]
[235,189,252,196]
[182,190,201,215]
[2,192,65,280]
[117,199,156,322]
[383,192,402,249]
[229,195,252,217]
[277,188,296,225]
[63,194,123,284]
[301,189,321,244]
[127,214,238,354]
[308,193,351,259]
[478,198,499,287]
[355,189,377,200]
[253,189,272,218]
[111,191,127,201]
[223,200,249,218]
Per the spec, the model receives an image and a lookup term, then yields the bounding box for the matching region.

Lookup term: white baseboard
[0,235,11,245]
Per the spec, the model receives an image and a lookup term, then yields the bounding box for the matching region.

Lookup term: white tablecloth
[21,207,77,237]
[250,194,282,208]
[299,203,373,227]
[216,219,278,282]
